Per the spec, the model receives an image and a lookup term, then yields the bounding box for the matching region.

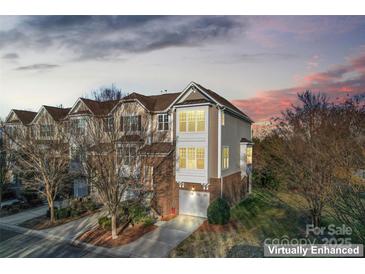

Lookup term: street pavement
[0,227,115,257]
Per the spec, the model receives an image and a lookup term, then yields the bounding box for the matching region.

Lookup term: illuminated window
[187,148,196,169]
[196,148,205,169]
[246,146,253,165]
[196,110,205,131]
[222,146,229,169]
[179,112,187,132]
[179,148,186,168]
[179,147,205,170]
[179,110,205,132]
[221,111,225,126]
[187,111,195,132]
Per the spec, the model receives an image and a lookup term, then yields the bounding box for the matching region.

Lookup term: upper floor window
[121,115,141,132]
[178,147,205,170]
[70,118,86,135]
[221,111,225,126]
[158,114,169,131]
[222,146,229,169]
[179,110,205,132]
[103,117,114,132]
[40,124,54,138]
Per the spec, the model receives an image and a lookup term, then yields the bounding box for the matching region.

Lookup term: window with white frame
[144,166,154,190]
[103,116,114,132]
[222,146,229,169]
[158,114,169,131]
[178,147,205,170]
[246,146,253,165]
[70,118,86,135]
[179,110,205,132]
[118,146,137,165]
[122,115,141,132]
[40,124,54,138]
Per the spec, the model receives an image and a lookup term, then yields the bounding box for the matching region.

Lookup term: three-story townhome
[65,98,119,197]
[4,110,37,193]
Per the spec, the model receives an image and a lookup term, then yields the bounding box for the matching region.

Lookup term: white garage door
[179,190,210,218]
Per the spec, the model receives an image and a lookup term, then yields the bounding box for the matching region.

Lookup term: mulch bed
[19,211,94,230]
[197,220,240,233]
[77,224,157,248]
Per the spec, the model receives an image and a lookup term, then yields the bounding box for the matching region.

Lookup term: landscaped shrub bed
[46,198,101,220]
[207,198,231,225]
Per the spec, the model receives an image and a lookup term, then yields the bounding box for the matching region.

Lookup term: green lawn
[169,189,312,258]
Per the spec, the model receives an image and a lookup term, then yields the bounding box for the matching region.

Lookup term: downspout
[218,107,222,198]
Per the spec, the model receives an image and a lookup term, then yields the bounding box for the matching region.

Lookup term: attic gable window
[158,114,169,131]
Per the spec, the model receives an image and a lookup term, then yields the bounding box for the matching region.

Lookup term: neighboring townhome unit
[30,105,71,140]
[4,109,37,192]
[65,97,119,198]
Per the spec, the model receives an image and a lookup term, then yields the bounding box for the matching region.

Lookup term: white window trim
[157,113,169,131]
[178,110,206,133]
[178,147,205,170]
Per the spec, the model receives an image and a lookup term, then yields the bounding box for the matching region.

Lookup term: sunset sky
[1,16,365,122]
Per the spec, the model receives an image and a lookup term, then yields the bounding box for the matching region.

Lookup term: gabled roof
[170,82,253,123]
[192,82,253,122]
[7,110,37,125]
[68,98,119,117]
[43,106,71,122]
[80,98,119,116]
[122,92,180,112]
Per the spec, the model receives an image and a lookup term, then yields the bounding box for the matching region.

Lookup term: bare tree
[269,91,365,227]
[4,117,73,223]
[87,84,125,102]
[74,102,163,239]
[0,119,10,209]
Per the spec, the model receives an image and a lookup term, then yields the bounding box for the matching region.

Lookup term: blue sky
[1,16,365,121]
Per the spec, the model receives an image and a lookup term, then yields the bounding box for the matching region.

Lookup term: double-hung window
[40,124,54,138]
[178,147,205,170]
[119,146,137,166]
[222,146,229,169]
[122,115,141,132]
[158,114,169,131]
[179,110,205,132]
[103,117,114,132]
[246,146,253,165]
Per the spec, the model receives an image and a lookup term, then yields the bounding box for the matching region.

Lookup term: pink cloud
[231,52,365,122]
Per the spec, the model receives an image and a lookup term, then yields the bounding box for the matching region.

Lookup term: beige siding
[221,111,251,177]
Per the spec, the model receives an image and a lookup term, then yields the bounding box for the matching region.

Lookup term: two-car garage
[179,189,210,218]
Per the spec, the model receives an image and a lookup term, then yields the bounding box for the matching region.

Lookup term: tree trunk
[111,212,118,239]
[311,208,322,228]
[49,200,55,224]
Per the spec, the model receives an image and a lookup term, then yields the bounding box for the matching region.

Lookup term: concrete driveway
[114,215,204,257]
